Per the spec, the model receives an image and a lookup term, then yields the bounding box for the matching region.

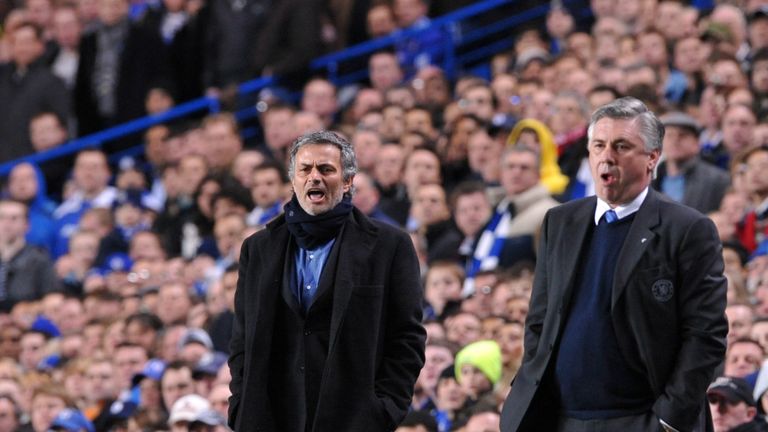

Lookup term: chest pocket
[632,266,677,312]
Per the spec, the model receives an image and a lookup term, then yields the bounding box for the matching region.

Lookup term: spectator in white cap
[188,409,228,432]
[167,394,209,432]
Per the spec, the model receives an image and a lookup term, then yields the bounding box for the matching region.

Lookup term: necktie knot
[605,209,618,224]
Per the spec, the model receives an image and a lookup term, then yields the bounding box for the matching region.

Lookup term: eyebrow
[591,138,634,146]
[299,162,335,169]
[613,138,634,146]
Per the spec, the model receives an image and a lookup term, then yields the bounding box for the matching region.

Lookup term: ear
[343,175,354,193]
[648,148,660,171]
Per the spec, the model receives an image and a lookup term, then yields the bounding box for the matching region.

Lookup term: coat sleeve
[522,210,551,364]
[652,216,728,430]
[374,232,426,426]
[227,238,250,430]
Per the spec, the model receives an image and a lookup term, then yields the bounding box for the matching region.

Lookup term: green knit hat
[455,340,502,385]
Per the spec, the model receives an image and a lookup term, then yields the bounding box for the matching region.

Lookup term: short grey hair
[587,96,665,153]
[288,130,358,182]
[555,90,591,120]
[501,144,541,169]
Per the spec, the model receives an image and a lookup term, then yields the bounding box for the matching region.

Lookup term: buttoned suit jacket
[228,208,426,432]
[500,189,727,432]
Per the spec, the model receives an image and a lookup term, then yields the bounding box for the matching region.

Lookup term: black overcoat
[228,208,426,431]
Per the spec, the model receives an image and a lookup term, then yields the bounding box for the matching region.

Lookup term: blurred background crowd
[3,0,768,430]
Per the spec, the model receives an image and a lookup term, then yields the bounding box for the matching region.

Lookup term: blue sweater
[555,213,654,419]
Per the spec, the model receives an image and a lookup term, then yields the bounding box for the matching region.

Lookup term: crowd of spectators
[6,0,768,431]
[0,0,477,162]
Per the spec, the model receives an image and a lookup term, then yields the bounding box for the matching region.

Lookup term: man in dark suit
[500,97,728,431]
[652,111,731,215]
[228,131,426,431]
[74,0,168,140]
[0,21,69,161]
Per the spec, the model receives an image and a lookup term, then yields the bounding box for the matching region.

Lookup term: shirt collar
[594,187,648,225]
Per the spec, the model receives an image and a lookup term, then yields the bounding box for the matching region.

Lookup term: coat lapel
[327,211,378,353]
[611,189,660,308]
[558,198,595,312]
[263,219,302,316]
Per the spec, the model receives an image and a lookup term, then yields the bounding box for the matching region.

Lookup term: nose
[716,401,728,414]
[601,145,618,160]
[308,167,322,182]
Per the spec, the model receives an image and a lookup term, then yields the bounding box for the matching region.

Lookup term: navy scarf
[284,194,353,249]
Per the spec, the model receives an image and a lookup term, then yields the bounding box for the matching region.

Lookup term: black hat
[749,6,768,23]
[660,111,701,135]
[438,364,456,382]
[707,376,756,407]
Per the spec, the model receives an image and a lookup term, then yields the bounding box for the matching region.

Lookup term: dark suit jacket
[249,0,326,87]
[138,4,207,103]
[652,157,731,215]
[74,21,168,138]
[228,208,425,432]
[500,189,727,432]
[0,58,70,161]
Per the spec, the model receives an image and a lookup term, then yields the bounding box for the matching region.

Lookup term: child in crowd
[423,260,464,320]
[454,340,501,401]
[246,161,289,227]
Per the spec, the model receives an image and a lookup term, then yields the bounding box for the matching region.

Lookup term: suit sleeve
[375,232,426,425]
[227,238,250,430]
[522,210,551,364]
[74,35,96,136]
[653,216,728,430]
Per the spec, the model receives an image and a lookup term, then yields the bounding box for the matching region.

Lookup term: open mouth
[307,189,326,203]
[600,172,616,185]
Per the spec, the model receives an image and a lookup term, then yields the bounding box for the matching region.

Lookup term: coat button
[304,330,312,336]
[299,366,305,372]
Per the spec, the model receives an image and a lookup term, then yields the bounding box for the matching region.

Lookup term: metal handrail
[0,0,591,178]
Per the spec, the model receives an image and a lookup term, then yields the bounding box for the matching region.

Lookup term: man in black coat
[0,21,70,162]
[203,0,268,90]
[74,0,168,139]
[228,131,425,431]
[500,98,727,431]
[0,199,60,312]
